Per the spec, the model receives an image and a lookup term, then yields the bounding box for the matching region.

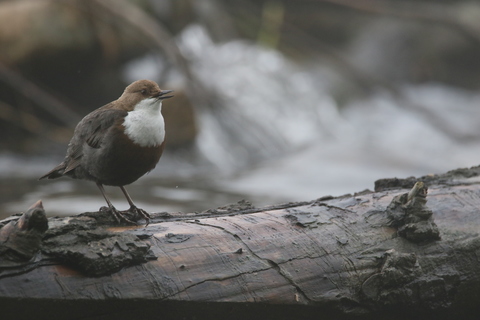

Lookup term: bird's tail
[39,163,66,180]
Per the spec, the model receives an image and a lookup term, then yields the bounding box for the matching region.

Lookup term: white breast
[123,98,165,147]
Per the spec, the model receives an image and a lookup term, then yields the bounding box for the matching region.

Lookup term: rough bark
[1,167,480,320]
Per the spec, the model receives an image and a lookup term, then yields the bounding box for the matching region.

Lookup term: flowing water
[1,25,480,220]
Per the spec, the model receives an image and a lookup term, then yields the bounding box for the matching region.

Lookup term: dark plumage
[40,80,173,225]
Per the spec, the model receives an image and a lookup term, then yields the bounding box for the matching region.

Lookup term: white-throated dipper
[39,80,173,225]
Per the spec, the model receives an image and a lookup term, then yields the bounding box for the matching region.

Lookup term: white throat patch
[123,98,165,147]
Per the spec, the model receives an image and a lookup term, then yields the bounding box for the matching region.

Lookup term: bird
[39,80,173,225]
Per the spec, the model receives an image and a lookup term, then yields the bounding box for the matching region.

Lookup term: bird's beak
[156,90,174,100]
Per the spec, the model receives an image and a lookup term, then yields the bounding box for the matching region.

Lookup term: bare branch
[0,62,81,127]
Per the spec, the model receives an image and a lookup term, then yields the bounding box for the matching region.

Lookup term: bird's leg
[96,183,136,224]
[119,186,151,225]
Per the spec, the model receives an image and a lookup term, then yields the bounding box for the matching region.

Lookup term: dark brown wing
[63,107,128,174]
[40,105,128,179]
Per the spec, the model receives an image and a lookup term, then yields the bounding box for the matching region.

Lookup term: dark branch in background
[0,0,475,150]
[0,62,82,127]
[0,101,70,143]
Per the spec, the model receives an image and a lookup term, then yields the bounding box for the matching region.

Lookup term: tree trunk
[1,167,480,320]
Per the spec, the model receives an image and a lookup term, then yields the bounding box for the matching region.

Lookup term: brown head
[115,80,173,111]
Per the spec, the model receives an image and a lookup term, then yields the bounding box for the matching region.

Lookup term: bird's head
[119,80,174,111]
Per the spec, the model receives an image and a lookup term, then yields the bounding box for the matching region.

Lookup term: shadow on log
[1,167,480,319]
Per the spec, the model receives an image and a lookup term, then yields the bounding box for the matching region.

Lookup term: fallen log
[1,167,480,320]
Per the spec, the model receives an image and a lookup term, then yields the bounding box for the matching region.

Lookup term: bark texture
[1,167,480,320]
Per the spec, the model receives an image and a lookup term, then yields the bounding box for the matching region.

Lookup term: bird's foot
[101,205,137,225]
[122,206,151,226]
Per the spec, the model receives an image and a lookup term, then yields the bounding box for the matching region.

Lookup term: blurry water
[1,25,480,219]
[223,85,480,202]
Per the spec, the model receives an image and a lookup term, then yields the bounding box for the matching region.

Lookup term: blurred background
[1,0,480,219]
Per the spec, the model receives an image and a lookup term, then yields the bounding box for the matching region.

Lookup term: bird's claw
[100,205,150,226]
[122,206,151,226]
[102,206,137,225]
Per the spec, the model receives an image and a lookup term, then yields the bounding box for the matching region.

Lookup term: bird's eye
[141,89,146,94]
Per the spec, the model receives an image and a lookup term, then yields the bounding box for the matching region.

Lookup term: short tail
[39,164,66,180]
